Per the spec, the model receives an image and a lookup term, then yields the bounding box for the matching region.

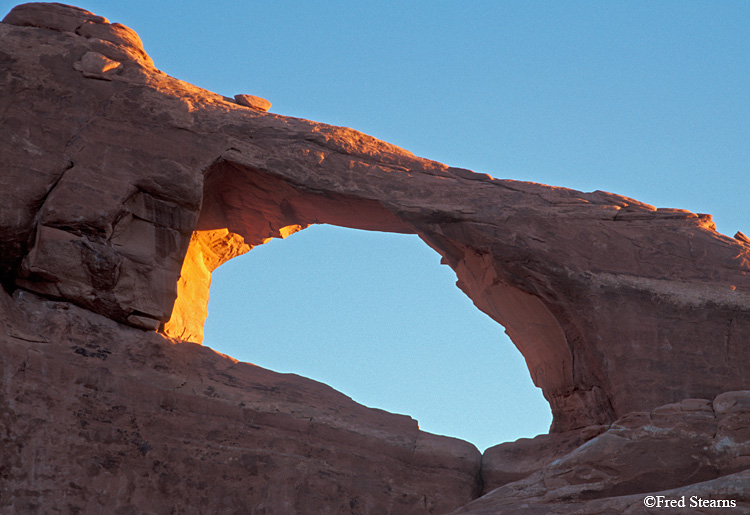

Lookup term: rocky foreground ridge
[1,3,749,513]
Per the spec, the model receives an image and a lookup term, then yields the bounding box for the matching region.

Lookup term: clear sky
[5,1,747,451]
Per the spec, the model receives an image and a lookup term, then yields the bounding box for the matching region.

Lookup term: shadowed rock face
[459,393,750,514]
[2,3,750,513]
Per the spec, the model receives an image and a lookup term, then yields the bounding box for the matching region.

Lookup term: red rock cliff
[1,3,749,513]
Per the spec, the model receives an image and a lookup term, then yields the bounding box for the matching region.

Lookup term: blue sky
[5,1,747,451]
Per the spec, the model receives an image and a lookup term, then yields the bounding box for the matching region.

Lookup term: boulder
[234,93,272,111]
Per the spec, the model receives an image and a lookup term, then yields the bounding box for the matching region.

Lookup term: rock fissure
[30,159,73,221]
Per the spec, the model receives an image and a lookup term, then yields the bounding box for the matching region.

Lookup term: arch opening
[202,224,553,450]
[162,160,595,434]
[163,159,416,342]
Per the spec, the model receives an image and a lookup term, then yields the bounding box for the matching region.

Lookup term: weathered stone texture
[0,288,480,513]
[3,3,749,433]
[234,93,272,111]
[455,394,750,513]
[1,2,750,513]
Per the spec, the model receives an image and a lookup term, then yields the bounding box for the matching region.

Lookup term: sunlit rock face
[2,3,750,513]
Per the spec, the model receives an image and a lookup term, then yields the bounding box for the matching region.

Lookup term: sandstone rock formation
[234,94,272,112]
[1,3,749,513]
[457,393,750,513]
[0,289,480,513]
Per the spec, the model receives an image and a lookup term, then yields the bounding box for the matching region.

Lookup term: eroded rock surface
[1,3,750,513]
[455,394,750,513]
[0,288,480,513]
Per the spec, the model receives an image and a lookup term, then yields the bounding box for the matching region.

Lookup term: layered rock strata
[457,393,750,513]
[1,3,750,513]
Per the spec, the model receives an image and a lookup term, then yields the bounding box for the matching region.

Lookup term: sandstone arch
[162,157,583,430]
[3,1,750,438]
[163,159,414,344]
[153,145,750,434]
[4,4,750,512]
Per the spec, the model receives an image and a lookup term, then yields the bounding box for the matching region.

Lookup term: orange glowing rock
[163,229,250,342]
[234,93,272,111]
[74,51,121,79]
[3,1,749,436]
[3,3,750,513]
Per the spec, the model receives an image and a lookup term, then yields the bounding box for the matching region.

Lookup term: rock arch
[163,159,415,344]
[2,2,750,437]
[160,157,588,429]
[157,149,750,433]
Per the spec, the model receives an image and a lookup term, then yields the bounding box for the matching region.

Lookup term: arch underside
[6,11,748,432]
[4,7,750,508]
[155,152,750,434]
[163,160,600,431]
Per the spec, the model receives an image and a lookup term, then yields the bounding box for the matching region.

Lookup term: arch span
[4,3,748,431]
[163,159,590,430]
[157,153,748,432]
[5,5,750,509]
[17,135,750,434]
